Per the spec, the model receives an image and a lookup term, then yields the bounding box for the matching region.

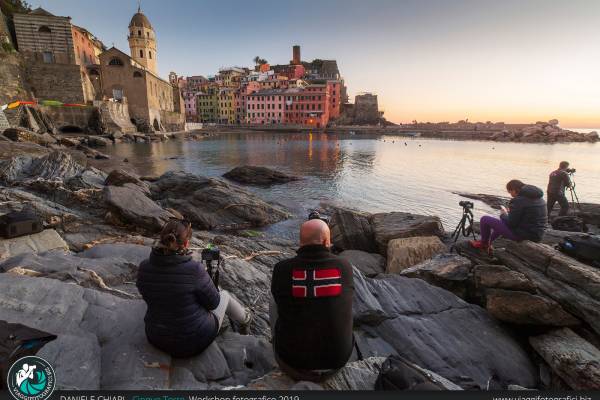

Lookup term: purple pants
[480,215,518,245]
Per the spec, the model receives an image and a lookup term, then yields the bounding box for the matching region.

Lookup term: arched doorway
[153,118,160,131]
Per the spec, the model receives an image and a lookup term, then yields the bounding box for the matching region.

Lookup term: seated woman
[137,219,251,358]
[471,179,547,252]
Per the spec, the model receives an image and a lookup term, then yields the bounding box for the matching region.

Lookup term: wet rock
[104,169,150,195]
[104,185,175,233]
[529,328,600,390]
[329,207,376,253]
[0,151,88,184]
[371,212,444,255]
[495,241,600,335]
[150,171,288,230]
[473,265,536,292]
[386,236,446,273]
[57,137,80,147]
[322,357,386,390]
[352,270,537,389]
[485,289,580,326]
[400,253,472,298]
[86,136,112,148]
[223,166,300,185]
[0,229,68,261]
[64,169,107,190]
[339,250,385,277]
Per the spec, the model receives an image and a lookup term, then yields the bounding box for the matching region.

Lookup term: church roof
[29,7,55,16]
[129,11,152,29]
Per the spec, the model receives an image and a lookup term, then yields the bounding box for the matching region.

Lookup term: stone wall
[0,53,30,104]
[25,59,85,104]
[0,110,10,132]
[94,100,136,134]
[159,109,185,132]
[38,105,94,132]
[354,93,380,124]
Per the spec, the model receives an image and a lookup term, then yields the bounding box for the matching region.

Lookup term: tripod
[451,204,477,243]
[567,173,581,212]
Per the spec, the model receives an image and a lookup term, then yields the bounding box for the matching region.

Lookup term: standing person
[470,179,547,252]
[270,219,354,382]
[137,219,251,358]
[547,161,572,217]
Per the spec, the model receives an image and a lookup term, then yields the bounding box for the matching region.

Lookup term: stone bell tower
[128,5,157,74]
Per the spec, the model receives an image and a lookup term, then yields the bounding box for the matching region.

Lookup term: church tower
[128,5,157,74]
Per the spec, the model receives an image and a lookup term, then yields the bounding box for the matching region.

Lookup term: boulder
[400,253,472,298]
[585,131,599,142]
[57,137,80,147]
[322,357,386,390]
[86,136,112,148]
[386,236,446,274]
[352,270,538,389]
[495,241,600,335]
[104,169,150,194]
[329,207,376,253]
[339,250,385,277]
[371,212,444,255]
[64,169,107,190]
[3,127,56,145]
[0,229,68,261]
[150,171,288,230]
[485,289,580,326]
[548,119,559,126]
[223,166,300,185]
[529,328,600,390]
[473,265,536,292]
[104,185,175,232]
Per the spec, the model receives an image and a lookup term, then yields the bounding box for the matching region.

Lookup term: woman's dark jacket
[501,184,547,242]
[136,249,220,358]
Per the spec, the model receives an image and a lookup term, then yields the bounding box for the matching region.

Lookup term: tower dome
[129,12,152,29]
[128,6,157,74]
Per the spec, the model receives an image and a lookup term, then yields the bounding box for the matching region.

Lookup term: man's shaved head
[300,219,331,247]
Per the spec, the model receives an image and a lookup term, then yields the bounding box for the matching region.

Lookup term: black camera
[459,201,474,209]
[566,168,576,174]
[201,245,222,286]
[308,210,330,225]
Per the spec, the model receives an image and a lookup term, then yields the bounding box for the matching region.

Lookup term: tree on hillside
[0,0,31,17]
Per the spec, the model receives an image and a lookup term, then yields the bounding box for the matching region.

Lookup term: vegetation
[252,56,268,66]
[0,0,31,17]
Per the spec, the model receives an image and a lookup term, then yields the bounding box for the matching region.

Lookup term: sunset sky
[30,0,600,128]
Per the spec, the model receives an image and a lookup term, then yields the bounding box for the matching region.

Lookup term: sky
[29,0,600,128]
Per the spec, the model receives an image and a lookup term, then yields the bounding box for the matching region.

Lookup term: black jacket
[136,249,220,358]
[271,245,354,371]
[501,185,547,242]
[547,169,571,195]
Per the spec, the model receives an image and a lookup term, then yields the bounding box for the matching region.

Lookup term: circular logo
[6,356,56,400]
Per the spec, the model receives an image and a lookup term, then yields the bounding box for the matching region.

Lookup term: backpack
[557,235,600,267]
[374,355,451,390]
[551,216,587,233]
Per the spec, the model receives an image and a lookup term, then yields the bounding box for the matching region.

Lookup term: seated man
[270,219,354,381]
[471,179,547,252]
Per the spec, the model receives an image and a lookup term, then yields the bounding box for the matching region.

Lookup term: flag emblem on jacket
[292,268,342,298]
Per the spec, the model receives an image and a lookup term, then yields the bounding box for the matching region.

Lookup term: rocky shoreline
[0,138,599,391]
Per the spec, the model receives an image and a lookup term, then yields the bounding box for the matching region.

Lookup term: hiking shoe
[469,240,493,255]
[238,309,253,335]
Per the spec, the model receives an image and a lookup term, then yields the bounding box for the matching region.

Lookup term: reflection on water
[103,132,600,236]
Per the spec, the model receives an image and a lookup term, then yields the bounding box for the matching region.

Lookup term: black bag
[551,216,587,233]
[557,235,600,267]
[0,321,57,390]
[375,355,450,390]
[0,210,43,239]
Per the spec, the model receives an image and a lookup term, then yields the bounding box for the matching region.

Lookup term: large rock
[329,207,376,253]
[353,270,538,389]
[386,236,446,274]
[400,253,472,298]
[150,171,288,230]
[104,169,150,195]
[485,289,580,326]
[3,127,56,145]
[371,212,444,255]
[0,273,277,389]
[104,185,175,232]
[473,265,536,292]
[495,241,600,335]
[339,250,385,277]
[223,166,300,185]
[529,328,600,390]
[0,229,68,260]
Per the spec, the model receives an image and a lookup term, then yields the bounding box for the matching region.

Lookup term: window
[133,71,143,78]
[112,88,124,100]
[138,30,142,36]
[146,31,150,38]
[149,51,152,59]
[38,26,51,33]
[42,52,54,63]
[139,50,144,58]
[109,57,123,66]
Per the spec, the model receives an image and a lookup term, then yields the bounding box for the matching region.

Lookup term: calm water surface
[102,132,600,237]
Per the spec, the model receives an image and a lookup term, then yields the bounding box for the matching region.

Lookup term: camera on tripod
[308,210,330,225]
[566,168,576,174]
[459,201,474,209]
[201,245,222,286]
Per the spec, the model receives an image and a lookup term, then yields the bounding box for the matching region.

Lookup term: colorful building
[182,90,197,122]
[245,90,286,125]
[196,88,218,123]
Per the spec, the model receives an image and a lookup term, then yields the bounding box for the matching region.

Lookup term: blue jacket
[501,185,547,242]
[137,249,220,358]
